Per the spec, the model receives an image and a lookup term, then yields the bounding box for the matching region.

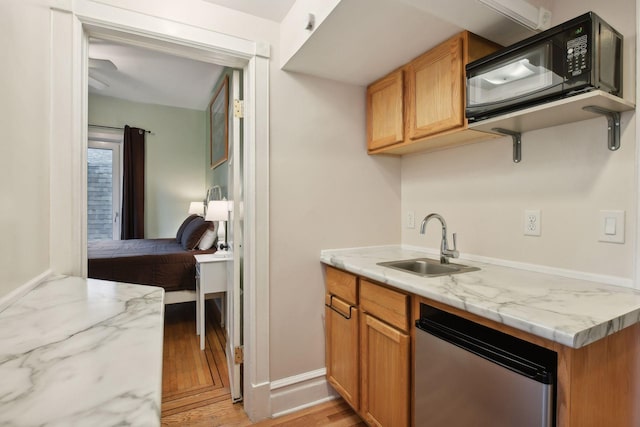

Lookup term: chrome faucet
[420,213,459,264]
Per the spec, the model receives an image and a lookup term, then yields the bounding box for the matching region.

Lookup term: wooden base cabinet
[361,314,410,427]
[324,267,410,427]
[325,295,360,410]
[325,267,360,411]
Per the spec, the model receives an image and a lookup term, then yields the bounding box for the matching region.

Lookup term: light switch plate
[599,210,625,243]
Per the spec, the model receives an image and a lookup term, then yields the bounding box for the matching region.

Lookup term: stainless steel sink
[377,258,480,278]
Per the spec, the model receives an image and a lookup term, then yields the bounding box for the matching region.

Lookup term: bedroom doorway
[50,3,271,419]
[87,129,123,241]
[85,34,245,406]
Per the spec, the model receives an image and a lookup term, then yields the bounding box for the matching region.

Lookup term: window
[87,130,123,240]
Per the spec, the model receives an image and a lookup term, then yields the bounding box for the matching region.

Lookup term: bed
[88,214,217,300]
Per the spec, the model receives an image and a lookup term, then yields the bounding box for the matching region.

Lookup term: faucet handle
[444,233,460,260]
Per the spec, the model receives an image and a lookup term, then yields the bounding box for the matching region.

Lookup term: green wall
[88,94,206,238]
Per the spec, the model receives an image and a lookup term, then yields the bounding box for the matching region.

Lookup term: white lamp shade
[188,201,204,215]
[205,200,229,221]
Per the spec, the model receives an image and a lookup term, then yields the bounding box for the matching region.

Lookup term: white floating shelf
[468,90,635,162]
[468,90,635,135]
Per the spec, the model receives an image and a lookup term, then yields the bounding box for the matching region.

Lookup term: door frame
[50,1,271,420]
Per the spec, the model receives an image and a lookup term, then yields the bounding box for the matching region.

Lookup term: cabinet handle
[325,294,354,320]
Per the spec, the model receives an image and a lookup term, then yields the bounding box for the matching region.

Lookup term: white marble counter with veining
[0,276,165,426]
[321,246,640,348]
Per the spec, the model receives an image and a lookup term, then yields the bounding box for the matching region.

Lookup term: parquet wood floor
[161,302,364,426]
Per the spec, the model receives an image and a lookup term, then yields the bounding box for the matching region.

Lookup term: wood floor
[161,302,365,426]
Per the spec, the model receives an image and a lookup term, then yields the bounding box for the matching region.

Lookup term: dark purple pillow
[176,214,199,243]
[180,216,210,250]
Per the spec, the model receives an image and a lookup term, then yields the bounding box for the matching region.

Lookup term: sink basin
[377,258,480,278]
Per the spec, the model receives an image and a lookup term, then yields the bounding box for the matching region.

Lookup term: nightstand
[194,253,233,350]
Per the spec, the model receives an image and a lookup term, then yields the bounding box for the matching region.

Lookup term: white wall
[402,0,636,280]
[269,71,401,378]
[0,0,51,299]
[402,116,636,277]
[89,94,206,238]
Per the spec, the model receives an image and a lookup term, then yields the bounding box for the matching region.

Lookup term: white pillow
[198,222,218,250]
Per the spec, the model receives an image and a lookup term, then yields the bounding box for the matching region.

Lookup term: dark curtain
[121,125,146,239]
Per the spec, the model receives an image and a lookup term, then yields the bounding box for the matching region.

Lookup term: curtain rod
[88,124,152,134]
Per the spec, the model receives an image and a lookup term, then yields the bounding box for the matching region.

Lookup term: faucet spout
[420,213,459,264]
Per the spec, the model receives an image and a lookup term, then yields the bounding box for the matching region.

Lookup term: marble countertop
[0,276,165,426]
[321,246,640,348]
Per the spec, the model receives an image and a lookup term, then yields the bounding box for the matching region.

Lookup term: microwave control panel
[566,26,590,77]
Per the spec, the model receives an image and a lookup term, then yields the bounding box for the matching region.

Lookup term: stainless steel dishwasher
[415,303,557,427]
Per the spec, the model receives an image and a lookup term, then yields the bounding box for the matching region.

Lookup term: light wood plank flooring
[161,302,364,426]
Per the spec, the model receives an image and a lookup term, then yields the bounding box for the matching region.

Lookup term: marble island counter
[321,245,640,348]
[0,276,165,426]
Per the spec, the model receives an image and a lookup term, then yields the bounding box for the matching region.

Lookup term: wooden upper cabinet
[366,69,404,151]
[407,34,464,140]
[367,31,501,155]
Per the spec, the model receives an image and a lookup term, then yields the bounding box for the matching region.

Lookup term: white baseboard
[269,368,338,418]
[245,381,272,422]
[0,269,52,313]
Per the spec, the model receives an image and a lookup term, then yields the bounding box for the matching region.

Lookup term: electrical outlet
[524,209,541,236]
[407,211,415,229]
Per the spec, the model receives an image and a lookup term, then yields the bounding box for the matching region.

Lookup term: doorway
[50,3,271,420]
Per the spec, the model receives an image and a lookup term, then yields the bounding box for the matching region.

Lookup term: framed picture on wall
[209,75,229,169]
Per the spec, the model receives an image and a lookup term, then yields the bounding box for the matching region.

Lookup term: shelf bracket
[492,128,522,163]
[582,106,621,151]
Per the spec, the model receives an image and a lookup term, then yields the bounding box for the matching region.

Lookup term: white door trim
[635,0,640,289]
[49,1,271,420]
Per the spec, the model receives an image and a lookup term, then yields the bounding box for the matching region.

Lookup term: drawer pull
[325,295,354,320]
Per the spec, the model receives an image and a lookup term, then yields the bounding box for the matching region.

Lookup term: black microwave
[465,12,622,123]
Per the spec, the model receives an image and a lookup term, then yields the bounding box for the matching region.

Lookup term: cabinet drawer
[360,280,409,332]
[326,266,358,305]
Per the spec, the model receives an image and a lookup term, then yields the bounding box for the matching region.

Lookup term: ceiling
[201,0,296,22]
[88,0,547,109]
[88,39,224,111]
[87,0,297,110]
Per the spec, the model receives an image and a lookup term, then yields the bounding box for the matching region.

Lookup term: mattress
[88,238,215,292]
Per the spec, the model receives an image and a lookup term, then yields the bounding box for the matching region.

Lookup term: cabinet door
[407,34,464,140]
[325,294,360,410]
[361,313,410,427]
[367,70,404,151]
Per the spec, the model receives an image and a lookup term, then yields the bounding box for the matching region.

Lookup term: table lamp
[206,200,230,252]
